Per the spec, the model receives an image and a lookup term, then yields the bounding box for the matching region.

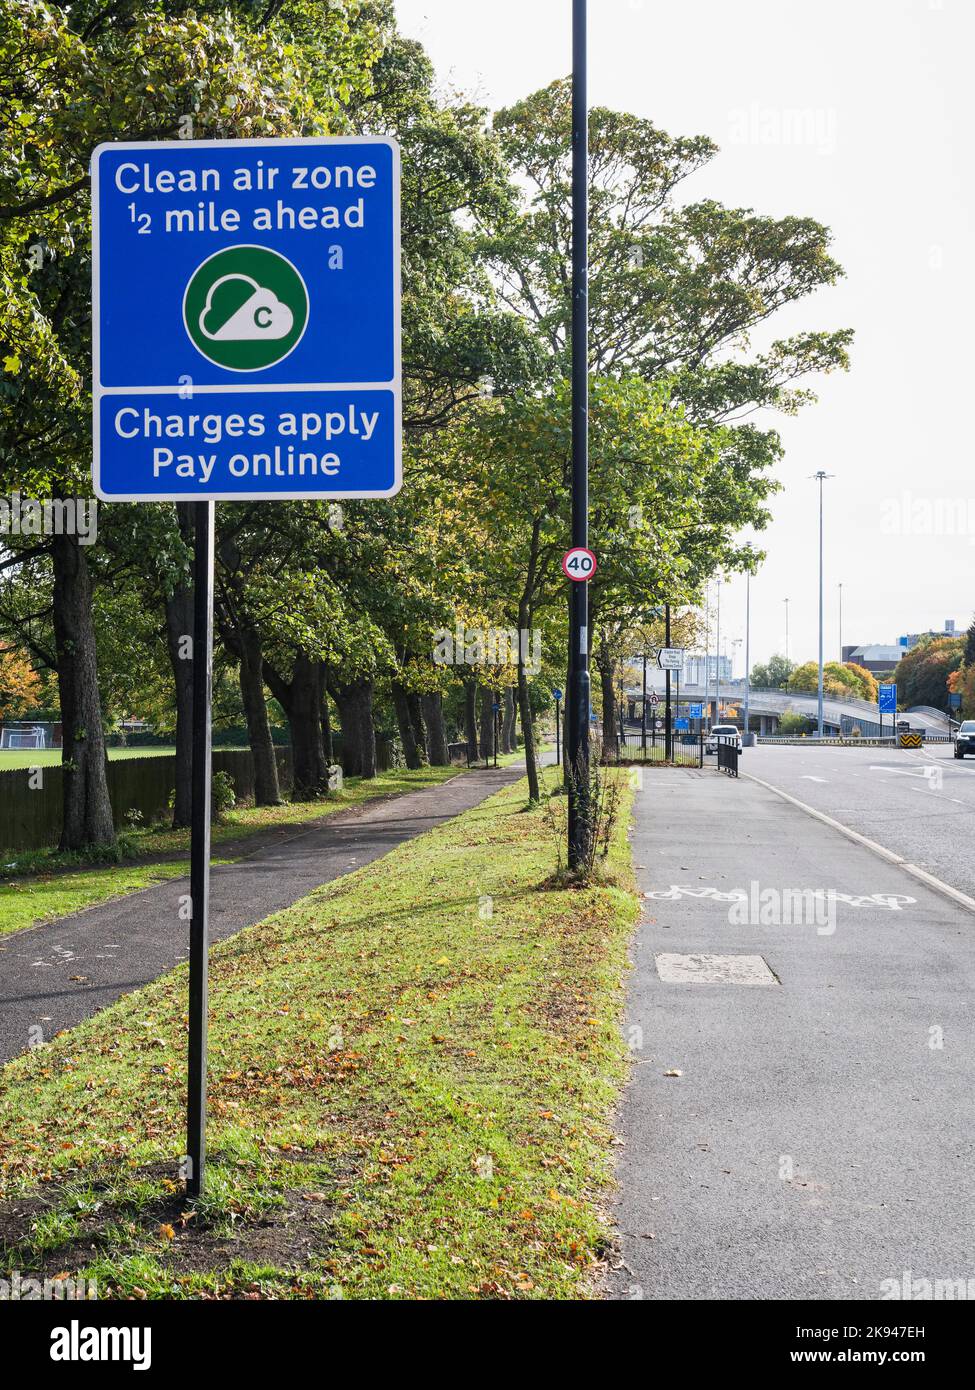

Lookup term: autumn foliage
[0,647,42,721]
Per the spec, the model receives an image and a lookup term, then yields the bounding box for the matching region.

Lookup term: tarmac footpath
[0,764,525,1065]
[607,768,975,1301]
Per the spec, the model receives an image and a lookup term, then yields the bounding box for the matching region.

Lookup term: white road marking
[801,776,828,783]
[742,771,975,917]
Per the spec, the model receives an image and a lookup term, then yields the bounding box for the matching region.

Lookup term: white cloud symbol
[200,273,294,342]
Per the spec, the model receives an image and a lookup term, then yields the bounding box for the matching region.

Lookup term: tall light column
[813,471,835,737]
[838,581,844,661]
[714,577,722,726]
[744,570,751,743]
[784,597,790,664]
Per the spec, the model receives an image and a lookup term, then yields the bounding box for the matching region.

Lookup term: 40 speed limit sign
[562,546,597,581]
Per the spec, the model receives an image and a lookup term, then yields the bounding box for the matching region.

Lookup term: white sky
[395,0,975,670]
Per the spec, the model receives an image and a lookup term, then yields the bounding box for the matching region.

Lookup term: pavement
[607,767,975,1301]
[746,741,975,901]
[0,764,526,1064]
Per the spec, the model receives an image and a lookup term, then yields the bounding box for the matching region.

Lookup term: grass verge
[0,767,635,1300]
[0,764,469,938]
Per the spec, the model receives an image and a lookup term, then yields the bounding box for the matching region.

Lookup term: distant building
[842,644,903,674]
[844,620,962,675]
[682,652,733,686]
[896,619,959,650]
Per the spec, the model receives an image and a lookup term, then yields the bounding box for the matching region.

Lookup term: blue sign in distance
[92,138,400,501]
[949,692,962,709]
[675,718,690,731]
[553,688,564,702]
[879,684,897,714]
[689,702,704,720]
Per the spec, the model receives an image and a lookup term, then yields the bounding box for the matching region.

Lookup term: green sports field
[0,746,187,770]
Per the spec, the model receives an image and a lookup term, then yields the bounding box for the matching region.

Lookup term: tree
[779,711,814,736]
[487,79,851,487]
[0,0,380,846]
[964,615,975,667]
[786,660,877,703]
[893,637,965,710]
[750,655,794,689]
[0,645,41,720]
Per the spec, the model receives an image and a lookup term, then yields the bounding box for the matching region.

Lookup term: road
[743,741,975,902]
[608,770,975,1300]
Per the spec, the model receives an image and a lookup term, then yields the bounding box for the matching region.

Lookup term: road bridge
[624,681,952,738]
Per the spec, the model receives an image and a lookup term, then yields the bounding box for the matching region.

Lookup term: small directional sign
[675,718,690,731]
[562,547,597,581]
[689,702,704,720]
[553,687,564,701]
[92,137,401,501]
[657,647,684,670]
[879,683,897,714]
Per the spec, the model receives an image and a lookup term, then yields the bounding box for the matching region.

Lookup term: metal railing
[715,737,740,777]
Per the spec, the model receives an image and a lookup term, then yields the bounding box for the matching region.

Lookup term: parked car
[705,724,742,755]
[954,720,975,759]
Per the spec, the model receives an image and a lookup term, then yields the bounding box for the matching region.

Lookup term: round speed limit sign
[562,547,597,582]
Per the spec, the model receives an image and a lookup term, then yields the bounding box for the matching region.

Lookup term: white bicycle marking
[644,885,916,910]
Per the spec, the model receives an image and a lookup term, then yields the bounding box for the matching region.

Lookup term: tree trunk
[333,678,377,779]
[463,679,479,763]
[517,601,540,801]
[502,686,517,753]
[599,639,619,762]
[51,531,116,851]
[422,691,450,766]
[478,685,495,763]
[239,622,281,805]
[407,693,428,765]
[284,653,329,799]
[392,681,422,770]
[319,672,334,765]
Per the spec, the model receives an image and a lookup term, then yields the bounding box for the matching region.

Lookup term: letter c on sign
[254,305,272,329]
[114,163,140,194]
[115,408,139,438]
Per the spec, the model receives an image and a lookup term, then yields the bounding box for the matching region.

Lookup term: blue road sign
[879,683,897,714]
[675,718,690,731]
[949,692,962,709]
[92,138,401,501]
[689,702,704,720]
[553,688,564,702]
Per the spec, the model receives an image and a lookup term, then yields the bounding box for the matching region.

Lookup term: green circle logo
[183,245,309,372]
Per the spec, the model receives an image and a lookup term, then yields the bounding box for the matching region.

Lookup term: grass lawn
[0,862,193,938]
[0,764,470,937]
[0,746,183,770]
[0,768,636,1300]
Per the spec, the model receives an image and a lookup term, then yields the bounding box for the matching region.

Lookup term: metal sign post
[92,136,401,1198]
[567,0,590,871]
[664,604,672,761]
[186,501,214,1197]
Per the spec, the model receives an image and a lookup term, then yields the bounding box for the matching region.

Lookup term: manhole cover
[655,953,778,986]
